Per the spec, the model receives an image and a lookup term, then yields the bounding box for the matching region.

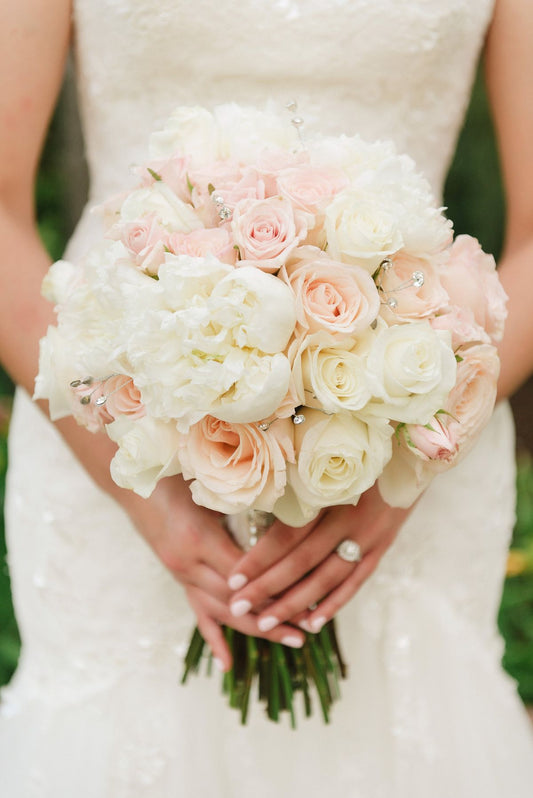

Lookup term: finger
[190,587,305,649]
[186,563,233,603]
[186,593,232,671]
[305,552,381,631]
[199,519,245,578]
[226,513,323,591]
[253,553,357,631]
[229,515,356,614]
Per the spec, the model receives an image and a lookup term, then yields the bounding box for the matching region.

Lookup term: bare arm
[227,0,533,631]
[485,0,533,399]
[0,0,304,667]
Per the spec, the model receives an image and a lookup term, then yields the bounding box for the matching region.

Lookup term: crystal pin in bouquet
[35,101,507,726]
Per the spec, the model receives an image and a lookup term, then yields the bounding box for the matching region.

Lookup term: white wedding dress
[2,0,533,795]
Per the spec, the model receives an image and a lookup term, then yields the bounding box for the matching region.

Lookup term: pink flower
[138,156,191,202]
[446,343,500,446]
[232,196,310,272]
[188,162,266,226]
[70,375,145,433]
[378,251,449,324]
[402,416,460,463]
[103,375,146,421]
[179,415,294,514]
[275,166,349,215]
[167,228,237,265]
[439,235,507,343]
[283,249,380,337]
[431,306,490,349]
[110,213,168,275]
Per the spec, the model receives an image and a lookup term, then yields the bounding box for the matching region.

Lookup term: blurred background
[1,65,532,706]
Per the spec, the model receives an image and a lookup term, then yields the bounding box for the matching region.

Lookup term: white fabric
[2,0,533,795]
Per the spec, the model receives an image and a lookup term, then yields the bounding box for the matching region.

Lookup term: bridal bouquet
[35,103,507,725]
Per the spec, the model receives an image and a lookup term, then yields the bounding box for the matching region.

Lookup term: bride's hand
[226,485,413,633]
[122,475,305,669]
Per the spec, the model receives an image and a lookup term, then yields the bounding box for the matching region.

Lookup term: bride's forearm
[495,234,533,400]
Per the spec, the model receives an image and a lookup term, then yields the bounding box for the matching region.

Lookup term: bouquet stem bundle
[182,621,346,727]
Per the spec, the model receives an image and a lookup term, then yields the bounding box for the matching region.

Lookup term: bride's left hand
[226,485,413,633]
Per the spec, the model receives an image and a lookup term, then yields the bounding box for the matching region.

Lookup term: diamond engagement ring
[335,539,362,563]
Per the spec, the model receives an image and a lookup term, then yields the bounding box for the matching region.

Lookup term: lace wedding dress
[2,0,533,795]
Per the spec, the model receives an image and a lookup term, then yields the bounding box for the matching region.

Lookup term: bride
[1,0,533,795]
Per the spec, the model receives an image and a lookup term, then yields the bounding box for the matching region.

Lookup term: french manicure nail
[310,616,327,632]
[230,599,252,618]
[281,635,304,648]
[257,615,279,632]
[228,573,248,591]
[298,620,312,632]
[214,657,225,672]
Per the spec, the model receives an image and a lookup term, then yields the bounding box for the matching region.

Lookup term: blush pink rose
[275,166,349,215]
[189,162,266,226]
[110,213,168,275]
[283,249,380,336]
[179,415,294,514]
[378,251,449,324]
[439,235,508,343]
[232,196,310,272]
[431,306,490,349]
[103,375,146,421]
[256,149,310,195]
[401,416,460,463]
[138,156,191,202]
[446,343,500,447]
[167,227,237,265]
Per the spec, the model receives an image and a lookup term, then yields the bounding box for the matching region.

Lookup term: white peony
[149,105,218,163]
[108,415,182,498]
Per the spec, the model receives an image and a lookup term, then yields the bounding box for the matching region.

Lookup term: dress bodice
[73,0,495,207]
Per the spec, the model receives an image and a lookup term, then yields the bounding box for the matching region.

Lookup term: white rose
[120,183,202,233]
[41,259,83,305]
[325,189,404,272]
[275,409,393,524]
[107,416,181,498]
[295,332,372,414]
[365,322,457,424]
[149,106,218,163]
[209,266,297,353]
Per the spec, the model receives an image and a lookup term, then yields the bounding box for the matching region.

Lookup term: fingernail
[298,620,312,632]
[228,573,248,591]
[258,615,279,632]
[230,599,252,618]
[214,657,225,672]
[281,635,304,648]
[310,616,327,633]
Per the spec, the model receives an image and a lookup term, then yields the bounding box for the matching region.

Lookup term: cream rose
[276,409,393,525]
[232,196,309,272]
[108,416,182,498]
[365,321,457,424]
[324,190,404,272]
[179,416,294,514]
[294,332,372,414]
[276,166,349,215]
[149,106,218,163]
[284,250,380,337]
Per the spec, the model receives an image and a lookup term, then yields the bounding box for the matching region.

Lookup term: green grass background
[1,70,532,703]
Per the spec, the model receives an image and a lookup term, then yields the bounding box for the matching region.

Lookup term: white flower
[275,409,393,524]
[325,189,404,272]
[209,266,297,353]
[365,322,457,424]
[293,332,372,414]
[149,106,218,163]
[108,416,181,498]
[119,183,202,233]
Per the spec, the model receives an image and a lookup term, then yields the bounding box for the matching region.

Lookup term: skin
[1,0,532,671]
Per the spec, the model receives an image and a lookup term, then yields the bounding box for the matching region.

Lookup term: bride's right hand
[119,473,305,670]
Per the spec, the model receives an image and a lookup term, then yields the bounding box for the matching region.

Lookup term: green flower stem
[181,620,346,727]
